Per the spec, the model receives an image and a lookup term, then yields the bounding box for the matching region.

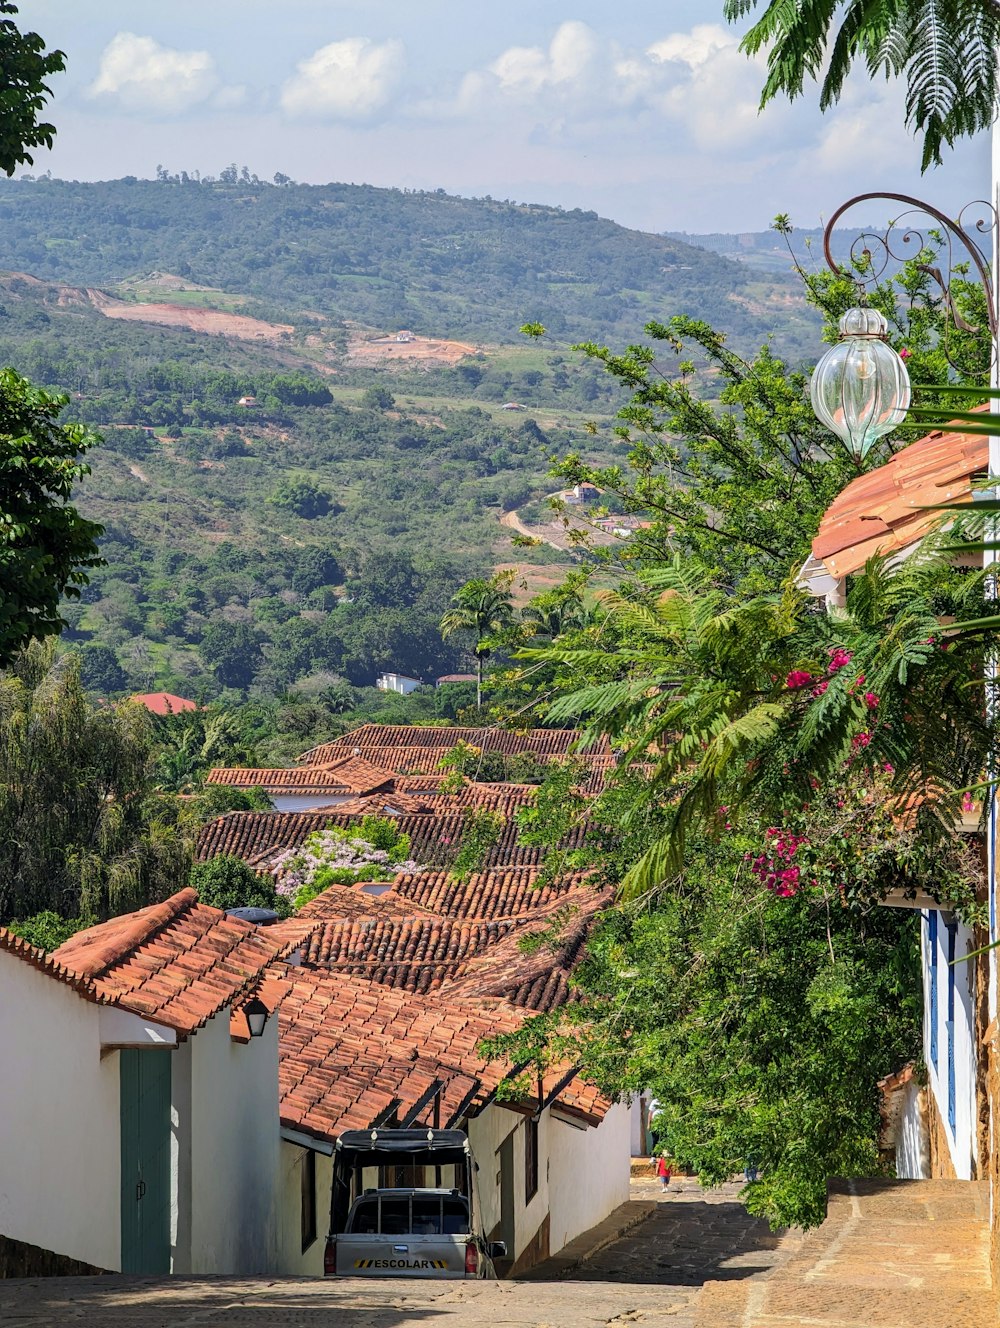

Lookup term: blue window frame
[928,910,938,1069]
[946,921,957,1134]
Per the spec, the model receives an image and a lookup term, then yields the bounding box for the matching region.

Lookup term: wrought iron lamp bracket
[822,191,998,362]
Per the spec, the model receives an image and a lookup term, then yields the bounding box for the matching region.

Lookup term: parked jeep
[324,1128,505,1278]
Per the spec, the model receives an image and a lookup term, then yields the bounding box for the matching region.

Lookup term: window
[300,1149,317,1252]
[345,1194,470,1235]
[946,920,957,1134]
[524,1116,539,1203]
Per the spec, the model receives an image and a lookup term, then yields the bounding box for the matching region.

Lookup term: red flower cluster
[828,647,852,672]
[785,670,813,690]
[751,827,807,897]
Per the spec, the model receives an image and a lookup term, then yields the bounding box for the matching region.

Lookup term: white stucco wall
[270,794,351,812]
[548,1101,631,1250]
[276,1140,334,1275]
[0,951,121,1269]
[467,1098,630,1267]
[172,1012,282,1274]
[895,1078,930,1180]
[466,1103,520,1252]
[922,911,978,1178]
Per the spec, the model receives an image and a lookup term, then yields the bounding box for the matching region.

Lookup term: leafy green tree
[0,370,103,664]
[291,546,340,596]
[535,550,993,895]
[0,2,65,176]
[556,829,922,1229]
[521,581,588,641]
[557,318,861,594]
[439,572,515,708]
[6,909,90,951]
[200,621,265,690]
[362,385,395,411]
[725,0,999,169]
[189,854,288,914]
[0,643,192,924]
[77,642,127,694]
[268,477,333,519]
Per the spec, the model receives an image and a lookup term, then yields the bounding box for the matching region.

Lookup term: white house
[205,754,397,813]
[0,892,300,1277]
[800,424,993,1184]
[376,671,423,695]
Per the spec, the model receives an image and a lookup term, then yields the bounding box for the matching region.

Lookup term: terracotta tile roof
[129,692,198,715]
[299,887,609,1012]
[809,420,987,581]
[296,882,441,921]
[389,867,594,920]
[206,755,396,796]
[299,916,526,993]
[305,744,616,790]
[314,791,437,816]
[196,805,587,871]
[52,888,290,1037]
[271,965,607,1141]
[197,810,342,863]
[301,724,611,764]
[441,889,610,1012]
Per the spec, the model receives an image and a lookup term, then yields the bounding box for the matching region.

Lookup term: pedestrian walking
[656,1155,672,1189]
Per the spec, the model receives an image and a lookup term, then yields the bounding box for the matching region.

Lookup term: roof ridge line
[52,886,199,979]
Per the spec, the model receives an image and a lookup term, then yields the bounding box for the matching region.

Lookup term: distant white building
[376,671,423,695]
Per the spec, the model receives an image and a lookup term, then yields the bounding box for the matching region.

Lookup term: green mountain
[0,178,822,702]
[0,177,819,350]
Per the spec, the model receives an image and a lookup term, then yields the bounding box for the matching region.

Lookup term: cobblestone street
[0,1177,992,1328]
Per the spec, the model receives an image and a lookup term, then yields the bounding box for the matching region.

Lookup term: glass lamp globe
[810,307,911,460]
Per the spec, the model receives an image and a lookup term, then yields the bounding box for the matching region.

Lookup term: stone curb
[515,1201,658,1281]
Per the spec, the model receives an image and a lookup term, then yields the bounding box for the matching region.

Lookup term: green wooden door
[120,1049,172,1273]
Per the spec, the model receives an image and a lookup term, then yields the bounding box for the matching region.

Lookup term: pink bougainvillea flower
[882,762,895,773]
[786,670,813,690]
[851,732,872,749]
[811,680,829,697]
[828,647,852,672]
[899,348,912,360]
[864,691,879,709]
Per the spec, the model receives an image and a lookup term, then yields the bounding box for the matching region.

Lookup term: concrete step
[695,1178,996,1328]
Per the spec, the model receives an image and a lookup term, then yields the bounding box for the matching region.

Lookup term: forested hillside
[0,176,822,705]
[0,176,818,350]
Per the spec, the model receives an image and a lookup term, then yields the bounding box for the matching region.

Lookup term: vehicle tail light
[465,1240,478,1276]
[323,1237,337,1276]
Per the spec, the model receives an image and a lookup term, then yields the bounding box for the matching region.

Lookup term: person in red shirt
[656,1155,672,1189]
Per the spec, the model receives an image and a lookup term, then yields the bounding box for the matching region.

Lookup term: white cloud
[280,38,404,120]
[488,21,600,97]
[88,33,221,114]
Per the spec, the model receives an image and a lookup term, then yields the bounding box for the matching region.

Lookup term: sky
[25,1,992,236]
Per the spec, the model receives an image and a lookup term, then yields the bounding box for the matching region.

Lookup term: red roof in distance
[130,692,198,715]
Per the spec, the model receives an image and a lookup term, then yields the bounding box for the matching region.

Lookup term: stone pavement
[695,1178,997,1328]
[0,1177,993,1328]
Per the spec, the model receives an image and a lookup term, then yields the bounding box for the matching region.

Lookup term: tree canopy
[0,2,64,176]
[725,0,1000,169]
[0,369,103,665]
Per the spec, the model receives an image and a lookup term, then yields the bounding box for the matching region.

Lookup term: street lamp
[810,305,911,460]
[242,995,269,1038]
[810,191,999,451]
